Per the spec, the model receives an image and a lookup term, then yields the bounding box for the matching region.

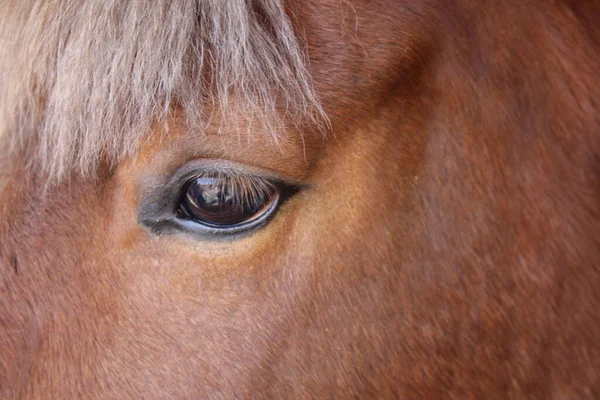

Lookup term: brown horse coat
[1,0,600,398]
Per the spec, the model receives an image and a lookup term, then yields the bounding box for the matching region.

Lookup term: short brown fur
[1,0,600,398]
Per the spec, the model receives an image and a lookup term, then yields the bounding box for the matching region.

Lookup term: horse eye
[177,174,279,230]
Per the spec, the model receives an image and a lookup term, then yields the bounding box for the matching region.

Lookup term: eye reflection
[178,173,279,228]
[187,177,235,209]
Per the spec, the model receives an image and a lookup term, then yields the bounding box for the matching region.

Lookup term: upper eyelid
[166,158,302,190]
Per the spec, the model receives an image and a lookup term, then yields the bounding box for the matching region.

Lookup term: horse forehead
[0,0,432,187]
[0,0,333,185]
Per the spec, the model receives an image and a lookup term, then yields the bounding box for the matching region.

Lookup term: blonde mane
[0,0,326,181]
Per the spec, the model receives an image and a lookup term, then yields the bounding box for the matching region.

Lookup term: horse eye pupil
[180,176,269,227]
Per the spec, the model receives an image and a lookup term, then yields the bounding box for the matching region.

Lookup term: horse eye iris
[178,176,277,228]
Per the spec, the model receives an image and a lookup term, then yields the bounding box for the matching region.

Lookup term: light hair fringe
[0,0,327,182]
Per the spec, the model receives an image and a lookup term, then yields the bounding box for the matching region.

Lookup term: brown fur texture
[1,0,600,398]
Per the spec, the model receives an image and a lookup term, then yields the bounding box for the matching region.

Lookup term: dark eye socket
[177,173,279,229]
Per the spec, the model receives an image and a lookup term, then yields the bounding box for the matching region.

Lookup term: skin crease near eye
[131,111,325,183]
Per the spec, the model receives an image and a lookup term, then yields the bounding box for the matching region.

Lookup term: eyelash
[176,171,278,215]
